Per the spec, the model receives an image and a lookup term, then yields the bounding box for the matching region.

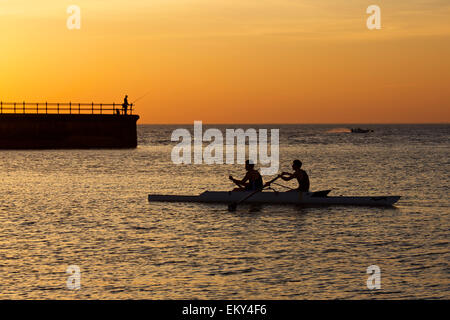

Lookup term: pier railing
[0,102,134,115]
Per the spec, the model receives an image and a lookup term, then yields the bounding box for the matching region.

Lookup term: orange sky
[1,0,449,123]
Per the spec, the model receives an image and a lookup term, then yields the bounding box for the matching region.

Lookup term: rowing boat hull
[148,191,401,206]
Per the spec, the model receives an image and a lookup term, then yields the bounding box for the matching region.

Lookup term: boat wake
[326,128,351,133]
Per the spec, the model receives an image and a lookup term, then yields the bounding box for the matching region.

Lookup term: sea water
[0,124,448,299]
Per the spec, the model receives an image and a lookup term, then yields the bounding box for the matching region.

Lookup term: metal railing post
[2,101,129,115]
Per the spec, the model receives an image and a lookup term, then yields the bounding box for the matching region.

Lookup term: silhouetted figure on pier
[122,95,129,115]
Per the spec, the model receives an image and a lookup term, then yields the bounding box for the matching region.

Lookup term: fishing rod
[132,91,151,104]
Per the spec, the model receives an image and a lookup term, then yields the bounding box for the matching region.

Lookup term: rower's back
[296,169,310,192]
[246,169,264,191]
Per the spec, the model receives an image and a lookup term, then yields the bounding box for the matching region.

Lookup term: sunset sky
[1,0,449,123]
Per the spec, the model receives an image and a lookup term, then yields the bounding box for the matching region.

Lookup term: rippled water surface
[0,124,448,299]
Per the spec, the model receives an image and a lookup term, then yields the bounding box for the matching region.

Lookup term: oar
[228,175,281,212]
[272,182,332,197]
[272,181,295,190]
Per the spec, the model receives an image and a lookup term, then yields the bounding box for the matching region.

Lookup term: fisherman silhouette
[122,95,129,115]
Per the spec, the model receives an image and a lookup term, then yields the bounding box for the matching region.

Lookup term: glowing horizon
[1,0,449,124]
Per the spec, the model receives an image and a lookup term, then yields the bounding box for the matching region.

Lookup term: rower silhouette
[280,159,310,192]
[229,160,264,191]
